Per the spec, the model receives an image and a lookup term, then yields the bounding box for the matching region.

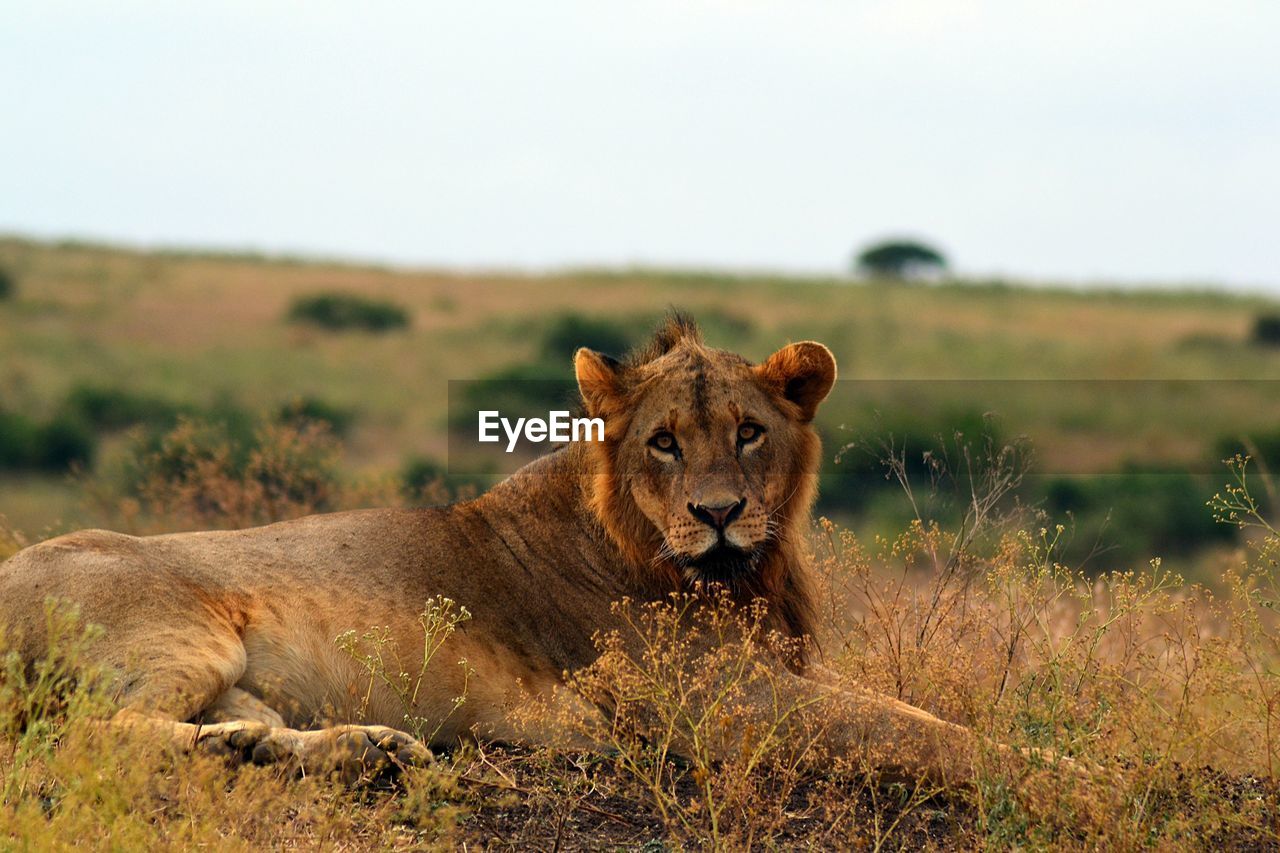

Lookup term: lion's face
[575,320,836,585]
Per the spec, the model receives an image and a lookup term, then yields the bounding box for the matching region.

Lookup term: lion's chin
[676,543,761,586]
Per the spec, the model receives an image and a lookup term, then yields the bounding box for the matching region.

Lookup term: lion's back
[0,529,151,658]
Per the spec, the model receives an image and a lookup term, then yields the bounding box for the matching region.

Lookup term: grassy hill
[2,235,1279,571]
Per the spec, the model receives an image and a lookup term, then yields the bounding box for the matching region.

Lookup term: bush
[0,410,95,472]
[0,411,39,469]
[539,314,636,362]
[1251,314,1280,347]
[544,593,820,847]
[821,408,1004,515]
[287,292,410,332]
[1040,467,1233,569]
[0,268,13,300]
[34,413,96,472]
[61,384,189,431]
[120,417,341,528]
[277,396,356,438]
[1215,430,1280,472]
[401,456,486,505]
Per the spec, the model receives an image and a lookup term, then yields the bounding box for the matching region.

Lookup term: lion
[0,315,983,784]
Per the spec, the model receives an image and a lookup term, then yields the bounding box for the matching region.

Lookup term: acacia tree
[1253,314,1280,347]
[854,239,948,280]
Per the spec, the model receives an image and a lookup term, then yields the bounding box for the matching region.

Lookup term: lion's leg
[190,720,432,779]
[820,681,978,787]
[113,712,430,779]
[202,686,286,727]
[798,669,1084,790]
[104,628,431,780]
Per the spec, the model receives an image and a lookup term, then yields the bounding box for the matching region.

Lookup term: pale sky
[2,1,1277,289]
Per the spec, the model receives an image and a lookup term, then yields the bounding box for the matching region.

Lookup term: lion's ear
[755,341,837,423]
[574,348,622,417]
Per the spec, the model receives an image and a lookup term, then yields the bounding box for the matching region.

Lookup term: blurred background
[2,1,1279,582]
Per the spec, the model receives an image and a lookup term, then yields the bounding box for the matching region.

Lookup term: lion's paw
[194,722,432,783]
[193,720,273,762]
[320,725,434,780]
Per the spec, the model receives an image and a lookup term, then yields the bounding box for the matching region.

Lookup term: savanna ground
[3,236,1280,848]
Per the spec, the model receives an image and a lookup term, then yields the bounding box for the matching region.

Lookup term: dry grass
[6,238,1280,846]
[5,436,1280,848]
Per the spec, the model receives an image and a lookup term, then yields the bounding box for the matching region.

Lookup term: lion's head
[574,314,836,639]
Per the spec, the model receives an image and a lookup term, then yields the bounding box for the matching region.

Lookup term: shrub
[822,408,1005,515]
[0,411,39,469]
[0,268,13,300]
[1217,432,1280,469]
[61,384,188,432]
[1040,467,1233,569]
[539,314,636,362]
[277,396,356,438]
[693,306,755,342]
[335,596,473,743]
[1251,314,1280,347]
[33,413,96,471]
[0,410,95,472]
[401,457,485,505]
[120,417,341,529]
[287,292,409,332]
[537,592,825,848]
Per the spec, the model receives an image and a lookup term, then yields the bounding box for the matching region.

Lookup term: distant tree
[1252,314,1280,347]
[287,292,409,332]
[0,268,13,300]
[854,239,948,280]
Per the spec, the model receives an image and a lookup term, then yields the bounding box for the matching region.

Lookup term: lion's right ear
[574,348,622,418]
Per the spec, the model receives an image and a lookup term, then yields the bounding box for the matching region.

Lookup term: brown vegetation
[4,420,1280,847]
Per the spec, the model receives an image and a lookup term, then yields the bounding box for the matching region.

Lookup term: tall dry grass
[3,422,1280,847]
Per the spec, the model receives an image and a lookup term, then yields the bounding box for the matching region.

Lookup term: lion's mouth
[676,543,760,585]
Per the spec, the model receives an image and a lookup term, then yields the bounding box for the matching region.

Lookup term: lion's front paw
[320,725,434,780]
[193,720,274,762]
[194,722,432,783]
[350,725,434,767]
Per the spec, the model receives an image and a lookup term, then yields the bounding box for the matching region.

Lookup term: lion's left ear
[755,341,837,423]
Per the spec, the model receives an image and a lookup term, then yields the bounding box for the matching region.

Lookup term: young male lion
[0,315,980,783]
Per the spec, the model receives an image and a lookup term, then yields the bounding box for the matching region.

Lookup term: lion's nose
[688,499,746,531]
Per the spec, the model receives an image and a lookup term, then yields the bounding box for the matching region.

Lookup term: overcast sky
[2,1,1276,289]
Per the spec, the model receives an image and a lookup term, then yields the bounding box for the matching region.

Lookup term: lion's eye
[737,423,764,444]
[648,431,679,455]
